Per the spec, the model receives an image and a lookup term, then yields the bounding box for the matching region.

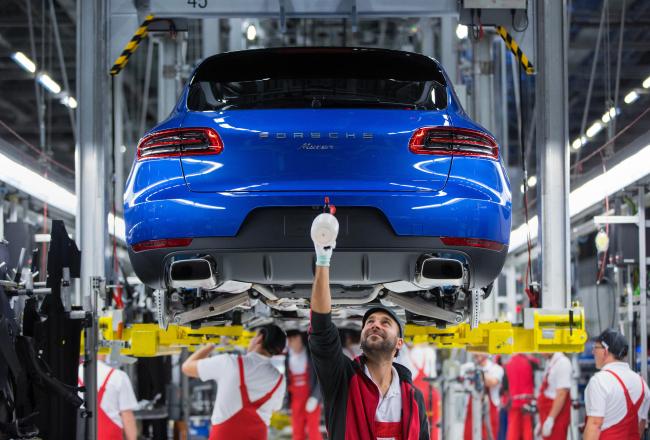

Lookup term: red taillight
[132,238,193,252]
[440,237,505,251]
[137,128,223,160]
[409,127,498,159]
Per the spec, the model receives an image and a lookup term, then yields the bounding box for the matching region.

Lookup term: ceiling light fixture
[37,73,62,94]
[60,95,77,109]
[643,76,650,89]
[11,51,36,73]
[585,121,603,138]
[624,90,639,104]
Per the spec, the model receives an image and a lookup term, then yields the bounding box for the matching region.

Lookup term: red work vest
[410,356,440,440]
[463,395,499,440]
[209,354,283,440]
[536,358,570,440]
[288,356,323,440]
[79,369,123,440]
[598,370,645,440]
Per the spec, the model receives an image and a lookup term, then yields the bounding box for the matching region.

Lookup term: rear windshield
[187,48,448,111]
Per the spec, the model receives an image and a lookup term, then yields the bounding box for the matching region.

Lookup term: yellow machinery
[97,316,255,357]
[405,305,587,354]
[98,305,587,357]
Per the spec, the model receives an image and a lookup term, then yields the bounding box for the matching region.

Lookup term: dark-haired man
[584,328,650,440]
[307,212,429,440]
[182,324,287,440]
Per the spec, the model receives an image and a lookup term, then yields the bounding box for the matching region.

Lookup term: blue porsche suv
[124,47,511,327]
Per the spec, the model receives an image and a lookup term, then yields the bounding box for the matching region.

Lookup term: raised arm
[308,212,352,400]
[310,212,338,313]
[311,266,332,313]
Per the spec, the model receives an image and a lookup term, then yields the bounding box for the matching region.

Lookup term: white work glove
[305,396,319,413]
[541,416,555,437]
[311,213,339,267]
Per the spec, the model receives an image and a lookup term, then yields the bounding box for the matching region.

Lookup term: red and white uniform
[197,352,285,440]
[536,353,572,440]
[408,345,439,440]
[585,361,650,439]
[287,347,322,440]
[464,360,503,440]
[505,354,535,440]
[78,360,138,440]
[364,365,403,440]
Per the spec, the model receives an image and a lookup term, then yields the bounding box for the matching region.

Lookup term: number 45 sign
[187,0,208,8]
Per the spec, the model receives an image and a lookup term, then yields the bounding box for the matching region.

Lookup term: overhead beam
[123,0,459,18]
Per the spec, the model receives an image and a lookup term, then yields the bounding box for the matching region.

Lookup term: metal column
[439,16,458,86]
[77,0,109,438]
[228,19,244,52]
[156,36,181,123]
[113,75,125,215]
[419,18,434,58]
[471,36,495,134]
[536,0,571,310]
[202,18,221,58]
[638,186,647,382]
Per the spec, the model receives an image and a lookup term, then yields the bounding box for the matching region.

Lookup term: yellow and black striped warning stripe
[110,14,155,76]
[496,25,534,75]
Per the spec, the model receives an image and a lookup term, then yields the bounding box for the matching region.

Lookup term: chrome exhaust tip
[169,258,218,290]
[415,256,464,288]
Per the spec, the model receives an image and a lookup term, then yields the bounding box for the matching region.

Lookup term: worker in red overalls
[285,330,323,440]
[504,354,537,440]
[535,352,572,439]
[181,324,287,440]
[407,343,440,440]
[78,354,138,440]
[584,328,650,439]
[464,353,503,440]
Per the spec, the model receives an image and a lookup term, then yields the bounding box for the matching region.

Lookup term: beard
[360,329,397,358]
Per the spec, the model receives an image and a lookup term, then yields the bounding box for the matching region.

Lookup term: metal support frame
[134,0,458,19]
[228,18,244,52]
[471,385,481,440]
[419,17,434,58]
[536,0,570,310]
[439,16,458,86]
[113,75,125,217]
[77,0,109,438]
[156,36,182,123]
[407,306,587,354]
[471,35,495,134]
[101,307,587,356]
[98,315,255,356]
[202,18,221,58]
[593,185,648,382]
[638,187,647,383]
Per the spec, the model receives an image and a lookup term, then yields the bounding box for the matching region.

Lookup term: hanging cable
[572,4,605,179]
[611,0,626,137]
[517,62,537,308]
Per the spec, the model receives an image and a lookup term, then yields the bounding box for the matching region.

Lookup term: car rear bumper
[125,189,511,244]
[128,206,508,290]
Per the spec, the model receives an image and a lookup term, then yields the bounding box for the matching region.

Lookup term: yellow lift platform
[98,305,587,357]
[405,305,587,354]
